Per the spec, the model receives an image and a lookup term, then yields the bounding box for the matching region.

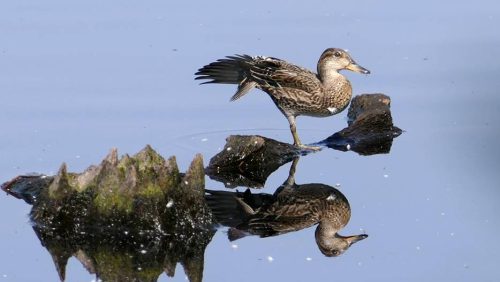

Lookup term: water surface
[1,0,500,281]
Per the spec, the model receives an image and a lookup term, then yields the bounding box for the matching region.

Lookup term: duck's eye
[334,51,342,57]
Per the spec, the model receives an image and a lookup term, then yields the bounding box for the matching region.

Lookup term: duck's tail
[204,189,249,228]
[195,55,257,101]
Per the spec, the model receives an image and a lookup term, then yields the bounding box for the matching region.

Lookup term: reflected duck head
[318,48,370,75]
[315,229,368,257]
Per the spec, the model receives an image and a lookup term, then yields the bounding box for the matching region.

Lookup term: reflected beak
[346,62,370,74]
[346,234,369,246]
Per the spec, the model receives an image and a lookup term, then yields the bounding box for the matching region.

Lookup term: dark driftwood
[321,93,402,155]
[205,135,298,188]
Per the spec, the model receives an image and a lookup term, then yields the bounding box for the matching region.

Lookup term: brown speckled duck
[205,158,368,257]
[195,48,370,150]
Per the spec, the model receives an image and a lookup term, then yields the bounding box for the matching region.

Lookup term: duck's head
[315,229,368,257]
[318,48,370,75]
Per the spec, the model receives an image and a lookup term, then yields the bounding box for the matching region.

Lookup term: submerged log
[205,135,298,188]
[321,93,402,155]
[2,146,214,282]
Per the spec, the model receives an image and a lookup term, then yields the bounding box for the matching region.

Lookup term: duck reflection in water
[205,158,367,257]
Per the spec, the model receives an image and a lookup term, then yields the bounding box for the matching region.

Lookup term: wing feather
[249,57,322,93]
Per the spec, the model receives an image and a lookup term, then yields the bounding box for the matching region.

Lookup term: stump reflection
[2,147,214,282]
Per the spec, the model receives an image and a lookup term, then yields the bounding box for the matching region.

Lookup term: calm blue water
[1,0,500,281]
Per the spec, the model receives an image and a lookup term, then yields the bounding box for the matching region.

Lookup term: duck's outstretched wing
[195,55,322,101]
[249,56,322,93]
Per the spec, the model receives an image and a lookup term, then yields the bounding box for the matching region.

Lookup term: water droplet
[166,199,174,208]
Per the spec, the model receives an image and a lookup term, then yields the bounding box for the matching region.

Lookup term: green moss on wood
[93,192,134,215]
[93,249,163,282]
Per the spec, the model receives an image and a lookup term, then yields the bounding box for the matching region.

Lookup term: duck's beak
[346,61,370,74]
[346,234,369,246]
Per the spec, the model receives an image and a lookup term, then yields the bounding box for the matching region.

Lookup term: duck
[205,158,367,257]
[195,48,370,150]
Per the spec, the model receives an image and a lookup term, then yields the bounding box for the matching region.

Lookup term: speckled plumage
[195,48,369,149]
[205,158,368,256]
[240,183,351,236]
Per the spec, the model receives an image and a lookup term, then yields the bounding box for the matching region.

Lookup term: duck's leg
[274,157,300,195]
[285,157,299,186]
[286,115,321,151]
[286,115,301,146]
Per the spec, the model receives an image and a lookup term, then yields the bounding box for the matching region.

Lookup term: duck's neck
[315,222,343,248]
[316,223,338,238]
[317,65,346,88]
[316,220,344,237]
